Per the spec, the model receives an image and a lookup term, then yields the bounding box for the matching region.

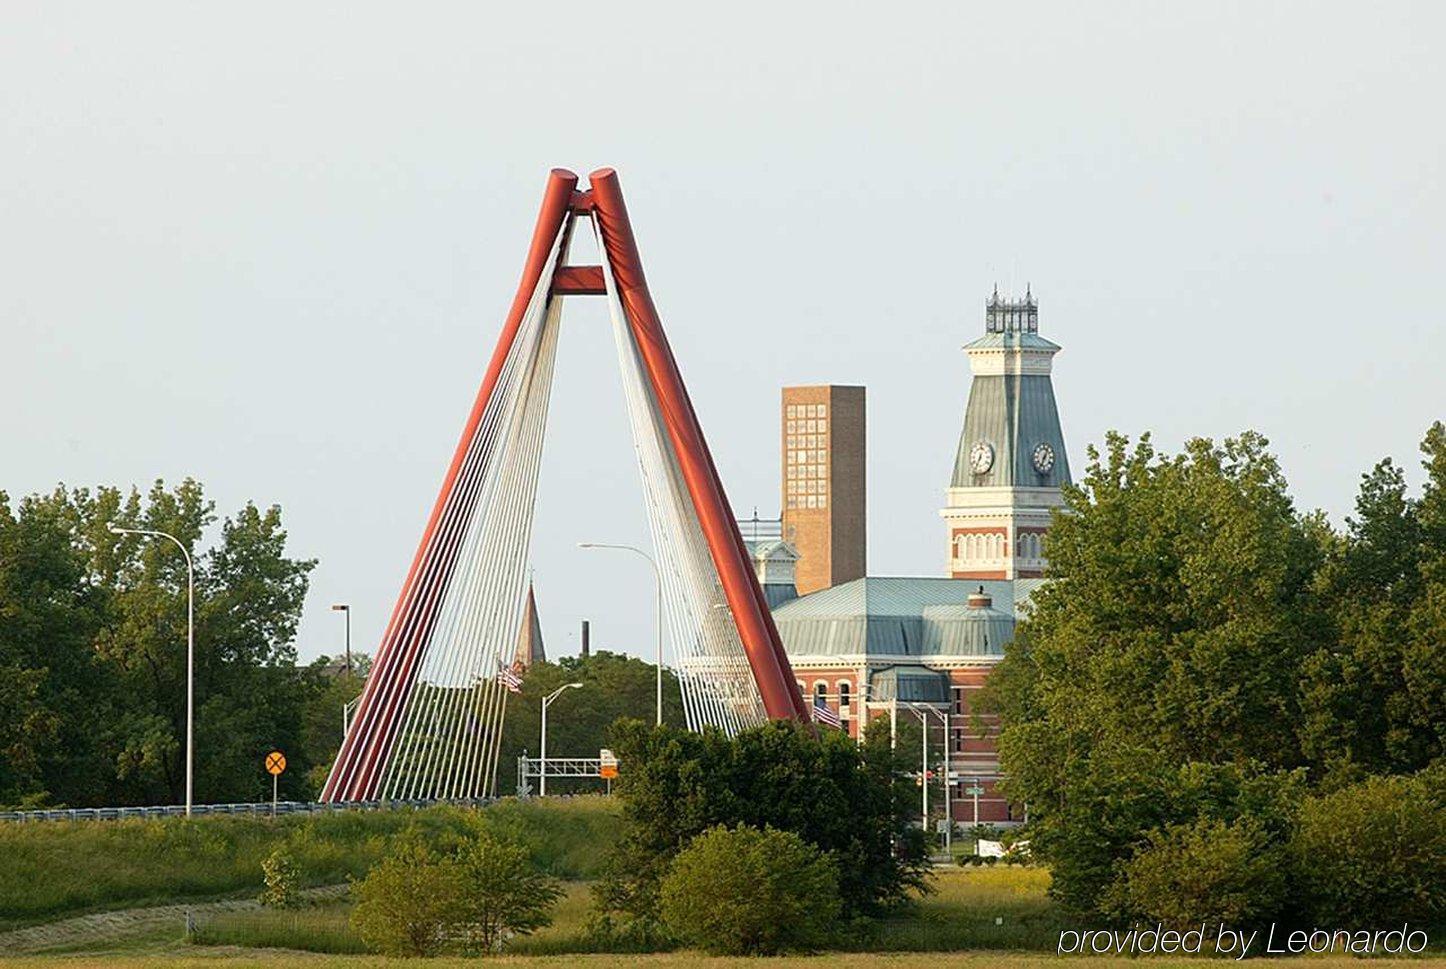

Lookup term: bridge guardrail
[0,797,495,823]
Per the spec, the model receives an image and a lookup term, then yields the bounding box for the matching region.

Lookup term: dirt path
[0,885,347,955]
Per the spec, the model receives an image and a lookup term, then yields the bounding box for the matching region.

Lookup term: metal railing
[0,797,493,824]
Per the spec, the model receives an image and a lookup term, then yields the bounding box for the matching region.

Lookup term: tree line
[0,476,681,808]
[0,480,346,807]
[983,423,1446,929]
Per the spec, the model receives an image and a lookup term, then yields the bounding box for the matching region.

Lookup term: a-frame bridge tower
[321,168,808,803]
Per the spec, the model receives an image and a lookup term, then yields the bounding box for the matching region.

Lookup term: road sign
[264,750,286,819]
[599,748,618,779]
[964,786,984,795]
[600,765,619,779]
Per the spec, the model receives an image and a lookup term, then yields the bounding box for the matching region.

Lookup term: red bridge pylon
[321,168,809,803]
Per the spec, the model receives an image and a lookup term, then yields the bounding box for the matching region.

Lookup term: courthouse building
[748,290,1069,825]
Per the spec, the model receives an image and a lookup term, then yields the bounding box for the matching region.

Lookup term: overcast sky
[3,3,1441,663]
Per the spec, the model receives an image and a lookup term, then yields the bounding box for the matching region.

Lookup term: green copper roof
[950,372,1070,489]
[868,666,951,703]
[962,330,1061,352]
[771,577,1027,658]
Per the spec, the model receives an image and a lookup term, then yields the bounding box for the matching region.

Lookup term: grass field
[189,868,1063,957]
[5,866,1444,966]
[0,798,620,930]
[2,950,1443,967]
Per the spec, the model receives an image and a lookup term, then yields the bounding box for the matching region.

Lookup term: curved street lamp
[109,523,195,817]
[539,682,585,796]
[578,542,663,726]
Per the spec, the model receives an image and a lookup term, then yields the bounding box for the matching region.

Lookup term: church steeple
[941,290,1070,580]
[513,581,547,669]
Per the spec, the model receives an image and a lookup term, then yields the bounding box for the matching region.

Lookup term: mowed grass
[872,866,1064,952]
[2,952,1442,968]
[0,797,620,930]
[188,869,1059,958]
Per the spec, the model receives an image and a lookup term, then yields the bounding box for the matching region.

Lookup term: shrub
[257,846,302,909]
[1291,771,1446,927]
[659,825,841,955]
[349,830,564,957]
[1102,817,1286,930]
[350,839,464,957]
[451,831,562,953]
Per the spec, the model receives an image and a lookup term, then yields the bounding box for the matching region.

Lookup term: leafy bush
[350,839,463,957]
[350,830,564,957]
[1291,770,1446,927]
[659,825,840,955]
[257,846,302,909]
[1102,817,1286,929]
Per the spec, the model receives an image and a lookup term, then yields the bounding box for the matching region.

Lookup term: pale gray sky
[3,3,1441,662]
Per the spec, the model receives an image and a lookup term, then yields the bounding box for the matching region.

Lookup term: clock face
[969,441,994,475]
[1032,442,1056,474]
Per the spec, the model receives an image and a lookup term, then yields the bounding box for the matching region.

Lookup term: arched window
[814,682,828,705]
[954,534,966,559]
[838,681,851,708]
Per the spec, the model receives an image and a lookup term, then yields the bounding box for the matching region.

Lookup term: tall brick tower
[781,385,866,595]
[942,290,1069,580]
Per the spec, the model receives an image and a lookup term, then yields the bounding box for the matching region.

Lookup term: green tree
[453,830,563,953]
[496,650,685,795]
[1299,422,1446,782]
[659,824,841,955]
[0,490,110,806]
[594,718,927,931]
[981,431,1326,912]
[299,653,370,795]
[0,479,319,807]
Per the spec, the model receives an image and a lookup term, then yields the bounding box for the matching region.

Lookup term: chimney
[967,585,992,609]
[580,619,590,658]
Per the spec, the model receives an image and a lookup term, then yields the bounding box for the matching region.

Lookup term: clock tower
[942,289,1070,580]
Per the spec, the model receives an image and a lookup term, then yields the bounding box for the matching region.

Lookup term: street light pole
[539,682,584,796]
[578,542,663,726]
[905,702,952,857]
[330,603,351,675]
[921,709,928,829]
[109,524,194,817]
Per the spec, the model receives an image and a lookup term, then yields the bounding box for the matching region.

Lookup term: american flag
[496,665,523,694]
[813,698,841,729]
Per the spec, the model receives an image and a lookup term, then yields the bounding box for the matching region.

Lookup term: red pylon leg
[589,168,809,723]
[322,169,580,801]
